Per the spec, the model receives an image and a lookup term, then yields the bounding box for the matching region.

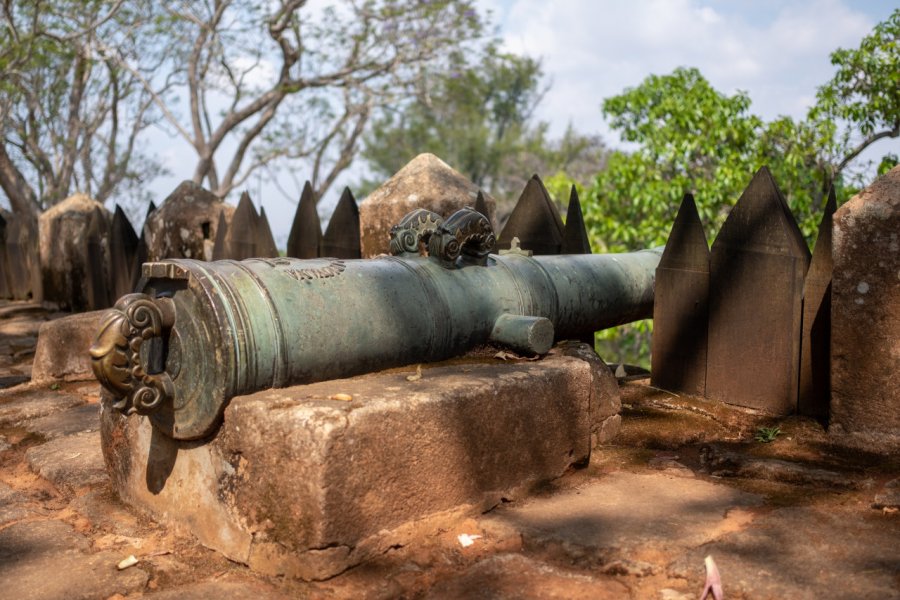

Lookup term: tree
[582,10,899,365]
[105,0,485,203]
[360,46,606,207]
[0,0,167,220]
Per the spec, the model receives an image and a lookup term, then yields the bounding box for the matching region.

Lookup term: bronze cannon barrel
[91,209,660,440]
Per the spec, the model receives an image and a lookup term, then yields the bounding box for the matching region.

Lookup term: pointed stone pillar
[651,193,709,396]
[227,191,260,261]
[110,205,139,299]
[561,186,592,255]
[321,188,361,259]
[498,175,565,255]
[798,188,836,420]
[706,167,810,414]
[286,181,322,259]
[255,206,280,259]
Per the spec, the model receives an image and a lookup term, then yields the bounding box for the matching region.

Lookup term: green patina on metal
[91,208,661,441]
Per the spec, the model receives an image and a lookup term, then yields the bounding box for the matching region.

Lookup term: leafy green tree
[582,10,899,366]
[360,47,606,208]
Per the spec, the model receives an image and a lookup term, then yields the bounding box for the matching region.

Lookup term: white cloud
[480,0,880,142]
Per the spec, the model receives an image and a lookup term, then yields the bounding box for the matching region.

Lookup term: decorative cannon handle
[389,209,444,256]
[90,293,176,416]
[428,207,495,268]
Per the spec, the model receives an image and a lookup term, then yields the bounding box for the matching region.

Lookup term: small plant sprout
[755,426,781,443]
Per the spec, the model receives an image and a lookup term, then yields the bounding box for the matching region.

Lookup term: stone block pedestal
[101,343,618,580]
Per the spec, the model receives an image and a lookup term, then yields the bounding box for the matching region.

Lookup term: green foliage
[582,11,899,367]
[754,426,781,444]
[360,50,606,206]
[360,46,546,195]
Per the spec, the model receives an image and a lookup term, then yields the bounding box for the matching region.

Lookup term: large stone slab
[102,346,612,580]
[0,519,149,600]
[38,193,111,310]
[359,153,496,257]
[830,165,900,451]
[31,310,108,383]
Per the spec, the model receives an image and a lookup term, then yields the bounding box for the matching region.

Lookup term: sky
[9,1,894,246]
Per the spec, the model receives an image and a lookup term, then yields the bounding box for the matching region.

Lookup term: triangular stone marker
[706,167,810,414]
[321,187,361,259]
[286,181,322,259]
[227,191,260,260]
[498,175,565,255]
[651,193,709,396]
[110,205,139,299]
[798,187,837,420]
[561,186,592,255]
[256,206,280,259]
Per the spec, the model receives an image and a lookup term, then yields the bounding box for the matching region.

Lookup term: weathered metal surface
[798,187,836,420]
[256,206,280,259]
[286,181,322,259]
[0,212,11,299]
[707,167,810,414]
[497,175,565,255]
[427,207,495,268]
[321,187,361,259]
[562,186,592,255]
[390,208,443,256]
[92,208,661,440]
[651,193,709,396]
[110,205,139,299]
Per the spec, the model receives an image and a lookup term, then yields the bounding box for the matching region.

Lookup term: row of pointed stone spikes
[650,166,835,420]
[496,175,592,255]
[0,172,590,306]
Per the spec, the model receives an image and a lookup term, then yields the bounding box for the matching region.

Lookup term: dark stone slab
[561,186,592,255]
[0,211,11,299]
[286,180,322,259]
[27,403,100,439]
[25,431,107,495]
[651,193,709,397]
[321,187,361,259]
[110,204,139,300]
[707,167,810,414]
[497,175,565,255]
[798,188,836,420]
[0,388,84,427]
[0,520,148,600]
[228,191,260,260]
[85,207,112,310]
[256,206,280,258]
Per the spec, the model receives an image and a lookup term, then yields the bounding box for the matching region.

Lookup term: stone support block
[31,310,109,383]
[101,345,615,580]
[830,165,900,452]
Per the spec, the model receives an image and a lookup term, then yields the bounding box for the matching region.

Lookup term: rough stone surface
[480,472,761,557]
[144,180,234,261]
[37,193,111,309]
[143,580,291,599]
[31,310,108,383]
[830,164,900,451]
[670,505,900,600]
[425,553,629,599]
[0,387,84,426]
[27,403,100,439]
[0,520,149,600]
[359,153,497,257]
[873,477,900,509]
[26,430,107,495]
[102,350,608,580]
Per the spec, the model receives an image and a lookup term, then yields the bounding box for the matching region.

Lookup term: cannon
[91,208,661,440]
